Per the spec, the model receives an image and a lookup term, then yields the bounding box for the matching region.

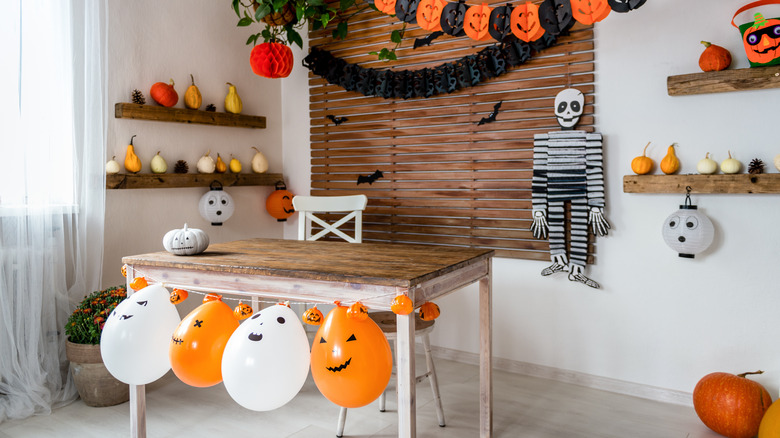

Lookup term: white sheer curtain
[0,0,107,422]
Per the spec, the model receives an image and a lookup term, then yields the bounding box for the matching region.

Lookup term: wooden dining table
[122,238,494,438]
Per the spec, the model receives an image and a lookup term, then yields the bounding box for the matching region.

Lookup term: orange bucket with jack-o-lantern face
[733,0,780,67]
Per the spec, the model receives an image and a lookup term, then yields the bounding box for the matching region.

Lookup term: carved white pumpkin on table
[162,224,209,255]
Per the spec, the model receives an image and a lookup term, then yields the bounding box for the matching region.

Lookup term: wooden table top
[122,238,494,288]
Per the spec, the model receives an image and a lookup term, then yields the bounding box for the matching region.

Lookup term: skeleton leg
[566,199,600,288]
[542,201,567,276]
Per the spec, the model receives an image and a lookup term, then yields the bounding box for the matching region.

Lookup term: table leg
[396,311,416,438]
[130,384,146,438]
[479,272,493,438]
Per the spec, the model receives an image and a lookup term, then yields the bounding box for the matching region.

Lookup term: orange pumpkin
[699,41,732,72]
[511,1,546,42]
[570,0,611,25]
[234,301,254,320]
[416,0,447,31]
[169,299,239,387]
[302,306,324,325]
[149,79,178,107]
[170,288,189,304]
[464,3,492,41]
[129,277,148,291]
[419,301,440,321]
[390,295,414,315]
[347,301,368,321]
[310,304,392,408]
[375,0,397,15]
[266,181,295,222]
[121,264,127,278]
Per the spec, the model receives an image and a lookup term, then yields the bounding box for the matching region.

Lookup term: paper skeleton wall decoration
[530,88,609,288]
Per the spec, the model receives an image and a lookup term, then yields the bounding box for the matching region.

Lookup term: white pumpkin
[163,224,209,255]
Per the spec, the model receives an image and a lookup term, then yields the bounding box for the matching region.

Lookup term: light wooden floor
[0,355,720,438]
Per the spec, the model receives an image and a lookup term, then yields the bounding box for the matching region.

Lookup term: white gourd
[162,224,209,255]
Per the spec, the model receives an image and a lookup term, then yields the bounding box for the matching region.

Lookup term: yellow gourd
[184,74,202,110]
[215,154,227,173]
[224,82,242,114]
[660,143,680,175]
[631,142,654,175]
[124,135,142,173]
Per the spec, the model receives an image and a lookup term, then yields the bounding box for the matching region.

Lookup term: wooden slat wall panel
[308,4,597,261]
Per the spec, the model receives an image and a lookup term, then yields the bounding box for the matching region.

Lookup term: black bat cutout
[477,101,502,125]
[413,31,444,49]
[326,114,348,125]
[357,169,384,185]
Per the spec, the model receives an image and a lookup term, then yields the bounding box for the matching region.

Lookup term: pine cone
[131,89,146,105]
[748,158,765,174]
[205,103,216,112]
[173,160,189,174]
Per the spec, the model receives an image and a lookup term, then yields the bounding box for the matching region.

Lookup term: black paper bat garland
[477,101,502,125]
[357,170,384,185]
[326,114,348,125]
[413,31,444,49]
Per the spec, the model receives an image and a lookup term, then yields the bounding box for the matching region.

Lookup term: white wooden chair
[292,195,445,437]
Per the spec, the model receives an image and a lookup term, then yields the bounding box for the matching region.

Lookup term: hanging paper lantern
[511,2,546,42]
[169,296,239,387]
[221,304,310,411]
[198,181,235,226]
[310,303,392,408]
[488,4,514,42]
[375,0,397,15]
[395,0,419,23]
[537,0,574,36]
[570,0,611,25]
[101,284,182,385]
[440,0,468,36]
[661,189,715,259]
[265,180,295,222]
[464,3,493,41]
[417,0,447,31]
[250,42,294,79]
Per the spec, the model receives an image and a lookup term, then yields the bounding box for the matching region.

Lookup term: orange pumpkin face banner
[310,304,392,408]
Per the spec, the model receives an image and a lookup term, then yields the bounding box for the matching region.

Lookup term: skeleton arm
[585,133,609,236]
[530,134,550,239]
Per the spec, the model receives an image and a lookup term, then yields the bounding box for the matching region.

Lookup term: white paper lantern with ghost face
[661,191,714,258]
[199,181,234,226]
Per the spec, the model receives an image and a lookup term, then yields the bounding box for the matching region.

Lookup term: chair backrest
[292,195,368,243]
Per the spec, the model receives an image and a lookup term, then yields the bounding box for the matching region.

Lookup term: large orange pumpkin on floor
[693,371,772,438]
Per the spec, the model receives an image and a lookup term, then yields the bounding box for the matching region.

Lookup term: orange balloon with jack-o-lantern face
[310,304,392,408]
[169,297,239,387]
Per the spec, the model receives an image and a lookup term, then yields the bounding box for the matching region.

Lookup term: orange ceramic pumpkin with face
[302,306,324,325]
[234,302,253,320]
[570,0,611,25]
[169,298,239,387]
[310,304,392,408]
[464,3,493,41]
[511,1,546,42]
[416,0,447,31]
[742,16,780,65]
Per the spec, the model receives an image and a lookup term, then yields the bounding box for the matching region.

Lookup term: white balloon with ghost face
[554,88,584,129]
[100,284,181,385]
[221,304,310,411]
[198,189,235,225]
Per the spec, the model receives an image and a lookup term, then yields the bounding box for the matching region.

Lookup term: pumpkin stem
[130,134,136,145]
[705,152,710,159]
[737,370,764,378]
[190,73,195,86]
[642,141,650,156]
[168,78,175,86]
[701,41,711,48]
[728,150,732,159]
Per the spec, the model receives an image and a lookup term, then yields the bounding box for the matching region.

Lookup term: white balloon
[222,304,310,411]
[100,284,181,385]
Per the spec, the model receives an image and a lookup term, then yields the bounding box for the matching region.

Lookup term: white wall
[104,0,780,403]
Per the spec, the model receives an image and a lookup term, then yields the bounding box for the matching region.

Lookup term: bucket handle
[732,0,780,28]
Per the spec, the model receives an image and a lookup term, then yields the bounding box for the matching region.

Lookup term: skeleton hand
[530,209,549,239]
[588,207,610,236]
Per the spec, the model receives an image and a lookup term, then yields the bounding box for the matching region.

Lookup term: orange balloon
[310,304,392,408]
[169,300,239,387]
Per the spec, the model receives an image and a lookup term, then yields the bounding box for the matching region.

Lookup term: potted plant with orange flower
[64,285,129,407]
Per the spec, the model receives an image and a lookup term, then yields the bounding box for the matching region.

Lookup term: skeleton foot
[541,262,567,276]
[567,270,600,289]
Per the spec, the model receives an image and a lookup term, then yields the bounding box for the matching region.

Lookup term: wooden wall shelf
[623,174,780,194]
[114,103,266,129]
[667,65,780,96]
[107,173,284,190]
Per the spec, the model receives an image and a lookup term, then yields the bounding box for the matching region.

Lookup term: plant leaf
[254,3,272,21]
[272,0,287,11]
[287,28,303,49]
[232,0,241,17]
[391,29,402,43]
[246,33,260,46]
[320,14,330,28]
[333,21,348,40]
[237,16,254,26]
[340,0,355,10]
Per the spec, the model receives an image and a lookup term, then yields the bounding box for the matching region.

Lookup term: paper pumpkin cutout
[417,0,447,31]
[607,0,646,13]
[464,3,493,41]
[441,0,468,36]
[570,0,611,25]
[169,298,239,387]
[488,4,514,42]
[310,304,392,408]
[511,2,546,42]
[221,304,310,411]
[101,284,181,385]
[740,13,780,66]
[395,0,419,23]
[375,0,397,15]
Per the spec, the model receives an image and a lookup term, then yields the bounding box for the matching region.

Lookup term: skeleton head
[554,88,584,129]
